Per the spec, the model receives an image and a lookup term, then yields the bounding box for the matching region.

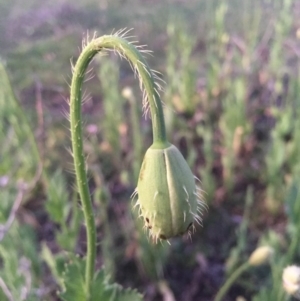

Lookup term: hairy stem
[70,33,167,298]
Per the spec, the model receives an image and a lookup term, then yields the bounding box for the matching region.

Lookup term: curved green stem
[70,34,167,298]
[214,262,250,301]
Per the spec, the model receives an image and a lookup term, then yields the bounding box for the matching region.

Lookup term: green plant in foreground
[69,30,205,300]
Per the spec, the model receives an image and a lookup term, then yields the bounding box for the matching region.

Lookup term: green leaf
[46,170,69,224]
[91,268,143,301]
[59,256,86,301]
[59,256,143,301]
[285,176,300,226]
[114,287,144,301]
[41,243,66,287]
[90,269,115,300]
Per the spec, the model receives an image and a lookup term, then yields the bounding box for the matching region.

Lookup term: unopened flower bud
[282,265,300,298]
[134,143,205,241]
[248,246,274,266]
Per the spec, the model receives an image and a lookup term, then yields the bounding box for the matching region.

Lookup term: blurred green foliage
[1,0,300,300]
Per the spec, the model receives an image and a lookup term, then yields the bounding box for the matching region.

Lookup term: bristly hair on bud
[133,143,206,242]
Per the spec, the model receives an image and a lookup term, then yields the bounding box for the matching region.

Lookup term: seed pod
[134,143,205,241]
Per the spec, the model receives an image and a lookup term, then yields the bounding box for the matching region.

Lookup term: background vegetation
[1,0,300,300]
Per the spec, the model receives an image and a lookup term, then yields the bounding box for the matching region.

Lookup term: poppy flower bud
[134,143,205,241]
[248,246,274,266]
